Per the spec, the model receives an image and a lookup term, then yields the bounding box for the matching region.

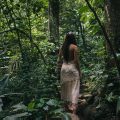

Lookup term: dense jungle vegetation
[0,0,120,120]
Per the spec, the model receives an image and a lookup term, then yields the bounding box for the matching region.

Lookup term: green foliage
[27,98,65,119]
[105,92,118,103]
[0,0,119,119]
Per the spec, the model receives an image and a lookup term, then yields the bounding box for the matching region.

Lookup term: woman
[57,32,81,115]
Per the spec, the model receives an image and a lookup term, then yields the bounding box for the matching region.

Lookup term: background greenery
[0,0,120,120]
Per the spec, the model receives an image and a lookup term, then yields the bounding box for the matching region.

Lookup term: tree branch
[0,27,46,64]
[2,0,46,64]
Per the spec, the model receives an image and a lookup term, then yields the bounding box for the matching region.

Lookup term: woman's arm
[57,48,63,80]
[57,48,63,70]
[73,46,82,78]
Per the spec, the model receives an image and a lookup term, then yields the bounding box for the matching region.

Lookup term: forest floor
[77,83,92,120]
[77,83,118,120]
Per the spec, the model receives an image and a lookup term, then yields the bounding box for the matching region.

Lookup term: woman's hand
[79,71,82,78]
[57,61,62,70]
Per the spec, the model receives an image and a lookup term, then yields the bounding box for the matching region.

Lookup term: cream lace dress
[60,62,80,104]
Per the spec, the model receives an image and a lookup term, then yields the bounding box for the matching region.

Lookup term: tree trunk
[104,1,120,77]
[48,0,59,45]
[105,0,120,53]
[104,0,120,72]
[105,1,120,118]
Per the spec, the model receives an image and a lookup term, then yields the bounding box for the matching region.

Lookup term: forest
[0,0,120,120]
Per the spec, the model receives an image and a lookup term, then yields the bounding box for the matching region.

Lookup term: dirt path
[77,84,93,120]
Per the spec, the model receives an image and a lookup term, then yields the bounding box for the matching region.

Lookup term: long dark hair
[62,32,77,62]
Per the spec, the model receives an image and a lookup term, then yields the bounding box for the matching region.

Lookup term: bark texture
[49,0,59,45]
[105,0,120,53]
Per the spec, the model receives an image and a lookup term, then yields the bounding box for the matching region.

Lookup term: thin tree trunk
[79,20,87,50]
[48,0,59,45]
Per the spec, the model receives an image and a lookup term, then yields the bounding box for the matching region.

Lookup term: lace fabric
[60,63,80,104]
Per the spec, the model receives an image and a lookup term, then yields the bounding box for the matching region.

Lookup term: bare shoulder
[70,44,78,50]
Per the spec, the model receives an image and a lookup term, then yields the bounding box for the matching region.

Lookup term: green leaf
[46,99,58,106]
[3,112,31,120]
[37,98,45,108]
[13,0,19,5]
[117,96,120,114]
[0,74,9,91]
[79,6,88,13]
[28,100,35,110]
[12,102,27,111]
[52,108,64,114]
[61,112,71,120]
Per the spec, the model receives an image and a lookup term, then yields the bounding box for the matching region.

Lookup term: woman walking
[58,32,81,119]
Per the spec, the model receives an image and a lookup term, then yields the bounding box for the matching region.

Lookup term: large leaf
[61,112,71,120]
[3,112,31,120]
[0,74,9,91]
[12,102,27,111]
[116,96,120,114]
[37,98,45,108]
[46,99,58,106]
[27,100,35,110]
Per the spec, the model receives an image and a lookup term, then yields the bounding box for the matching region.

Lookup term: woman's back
[64,44,78,65]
